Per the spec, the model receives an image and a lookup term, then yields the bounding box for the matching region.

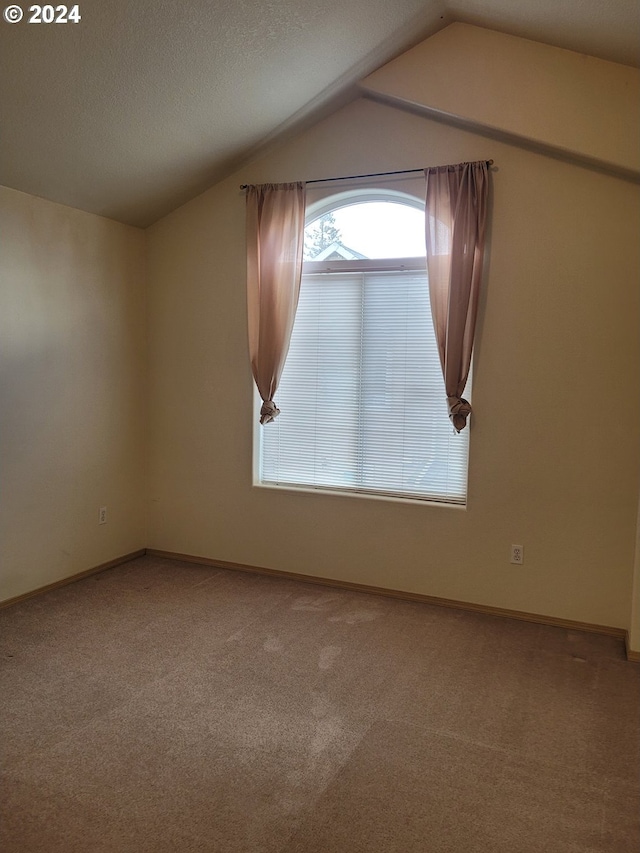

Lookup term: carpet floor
[1,554,638,852]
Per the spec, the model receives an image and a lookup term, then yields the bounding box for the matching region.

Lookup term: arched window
[257,189,470,504]
[303,190,426,261]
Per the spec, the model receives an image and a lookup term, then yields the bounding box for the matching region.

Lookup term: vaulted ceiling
[1,0,638,227]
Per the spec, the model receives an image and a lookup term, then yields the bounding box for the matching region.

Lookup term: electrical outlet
[510,544,524,565]
[99,506,107,525]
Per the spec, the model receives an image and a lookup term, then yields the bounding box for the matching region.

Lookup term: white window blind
[259,265,470,504]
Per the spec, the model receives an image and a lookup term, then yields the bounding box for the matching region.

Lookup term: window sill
[253,481,467,510]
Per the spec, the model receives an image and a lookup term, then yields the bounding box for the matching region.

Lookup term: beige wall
[146,96,640,632]
[0,187,147,601]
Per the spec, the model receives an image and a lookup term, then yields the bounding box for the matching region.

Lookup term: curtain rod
[239,160,494,190]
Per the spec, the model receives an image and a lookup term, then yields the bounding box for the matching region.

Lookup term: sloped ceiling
[1,0,638,227]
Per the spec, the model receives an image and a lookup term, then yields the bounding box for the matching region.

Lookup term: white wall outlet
[510,544,524,565]
[99,506,107,525]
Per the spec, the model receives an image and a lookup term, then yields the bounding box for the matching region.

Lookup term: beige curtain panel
[246,182,306,424]
[424,161,490,432]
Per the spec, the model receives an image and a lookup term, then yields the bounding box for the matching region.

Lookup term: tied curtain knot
[446,396,472,433]
[260,400,280,424]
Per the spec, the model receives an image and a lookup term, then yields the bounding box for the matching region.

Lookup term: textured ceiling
[1,0,638,227]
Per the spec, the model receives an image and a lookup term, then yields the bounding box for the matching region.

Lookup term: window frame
[252,187,471,508]
[303,257,427,275]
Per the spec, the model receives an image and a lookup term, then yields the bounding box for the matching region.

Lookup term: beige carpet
[1,555,638,852]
